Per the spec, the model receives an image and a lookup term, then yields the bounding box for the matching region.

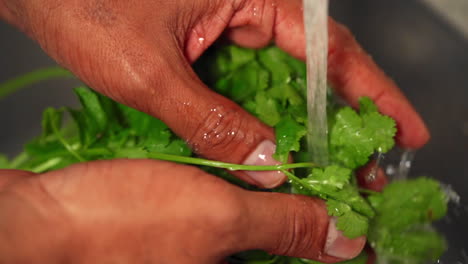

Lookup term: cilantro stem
[0,67,73,99]
[9,152,30,168]
[30,157,63,173]
[49,111,85,162]
[358,188,380,196]
[146,153,316,171]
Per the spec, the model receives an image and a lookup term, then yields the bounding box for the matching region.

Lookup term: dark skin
[0,0,429,263]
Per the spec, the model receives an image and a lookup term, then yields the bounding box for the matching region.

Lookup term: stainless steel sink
[1,0,467,262]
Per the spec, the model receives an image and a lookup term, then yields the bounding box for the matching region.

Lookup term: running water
[366,152,384,182]
[304,0,329,166]
[384,149,416,180]
[397,149,416,180]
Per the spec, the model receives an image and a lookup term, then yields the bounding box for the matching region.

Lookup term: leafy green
[0,67,73,100]
[196,46,309,163]
[274,116,307,163]
[329,97,397,169]
[0,154,9,169]
[367,178,447,263]
[327,200,369,238]
[1,45,448,264]
[198,45,447,264]
[2,87,192,172]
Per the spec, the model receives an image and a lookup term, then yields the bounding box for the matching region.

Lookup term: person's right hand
[0,0,430,189]
[0,160,366,263]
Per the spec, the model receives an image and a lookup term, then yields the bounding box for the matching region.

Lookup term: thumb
[237,191,366,263]
[0,170,35,191]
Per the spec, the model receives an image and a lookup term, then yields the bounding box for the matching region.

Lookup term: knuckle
[189,104,255,158]
[273,197,326,257]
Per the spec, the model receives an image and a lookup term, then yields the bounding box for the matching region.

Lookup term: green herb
[367,178,447,263]
[0,67,73,99]
[0,45,448,264]
[329,97,397,169]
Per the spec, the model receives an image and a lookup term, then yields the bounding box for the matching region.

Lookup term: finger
[326,19,429,149]
[235,191,366,262]
[110,47,287,189]
[0,169,35,191]
[356,161,388,192]
[0,2,15,25]
[152,59,287,189]
[229,0,429,149]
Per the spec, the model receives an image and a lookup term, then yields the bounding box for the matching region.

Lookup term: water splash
[384,149,416,180]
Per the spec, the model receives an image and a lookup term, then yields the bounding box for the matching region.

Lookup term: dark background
[1,1,467,263]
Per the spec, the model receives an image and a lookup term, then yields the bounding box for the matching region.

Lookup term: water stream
[303,0,329,166]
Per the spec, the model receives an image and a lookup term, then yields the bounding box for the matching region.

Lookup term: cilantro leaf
[329,97,396,169]
[74,86,108,132]
[326,200,369,238]
[336,210,369,239]
[311,165,351,190]
[369,178,447,231]
[374,228,446,264]
[0,154,9,169]
[274,116,307,163]
[368,178,448,262]
[254,92,282,126]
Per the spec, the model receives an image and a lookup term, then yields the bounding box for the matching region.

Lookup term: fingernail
[324,218,366,259]
[242,140,286,188]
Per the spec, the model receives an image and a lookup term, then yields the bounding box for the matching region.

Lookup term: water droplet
[395,149,416,180]
[252,7,258,17]
[198,37,205,45]
[441,184,460,204]
[385,164,396,177]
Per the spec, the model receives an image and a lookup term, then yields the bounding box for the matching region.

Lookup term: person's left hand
[0,160,365,263]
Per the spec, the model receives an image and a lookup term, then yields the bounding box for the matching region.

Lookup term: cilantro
[1,45,448,264]
[327,200,369,238]
[3,87,192,173]
[0,154,9,169]
[196,45,309,162]
[254,92,282,126]
[0,67,73,99]
[367,178,447,263]
[329,98,396,169]
[274,116,307,163]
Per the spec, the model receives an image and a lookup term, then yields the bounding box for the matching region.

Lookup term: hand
[0,160,365,263]
[0,0,429,189]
